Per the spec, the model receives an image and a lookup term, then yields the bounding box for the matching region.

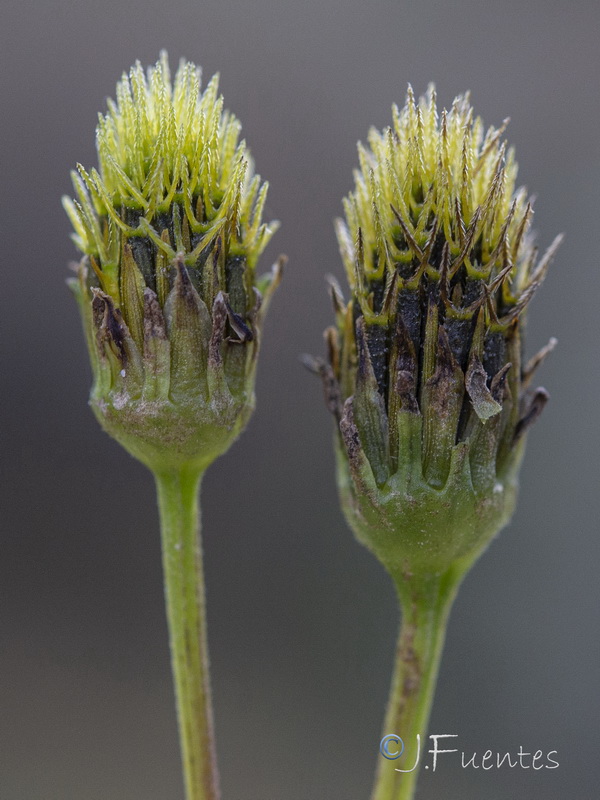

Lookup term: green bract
[65,53,282,472]
[311,85,560,579]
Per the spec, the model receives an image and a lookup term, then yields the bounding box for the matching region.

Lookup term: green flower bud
[65,53,282,472]
[309,85,560,579]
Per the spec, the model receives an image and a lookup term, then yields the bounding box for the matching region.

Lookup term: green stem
[155,467,220,800]
[370,566,465,800]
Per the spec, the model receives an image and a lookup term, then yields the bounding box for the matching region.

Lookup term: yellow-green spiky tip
[63,52,278,293]
[65,53,283,473]
[336,83,562,331]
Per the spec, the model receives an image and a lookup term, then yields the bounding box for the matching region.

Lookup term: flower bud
[309,85,560,578]
[65,53,282,471]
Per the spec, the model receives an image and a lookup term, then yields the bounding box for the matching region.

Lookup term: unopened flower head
[311,85,560,577]
[65,53,282,471]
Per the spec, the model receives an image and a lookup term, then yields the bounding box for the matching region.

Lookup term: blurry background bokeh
[1,1,599,797]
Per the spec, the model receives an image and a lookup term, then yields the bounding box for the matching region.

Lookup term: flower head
[66,53,282,471]
[309,85,560,577]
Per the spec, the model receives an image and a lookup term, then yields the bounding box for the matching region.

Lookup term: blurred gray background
[1,0,599,798]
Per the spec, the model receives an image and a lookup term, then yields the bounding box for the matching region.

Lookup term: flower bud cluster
[65,54,282,470]
[310,86,560,575]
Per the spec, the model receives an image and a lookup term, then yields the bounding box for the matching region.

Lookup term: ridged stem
[370,566,466,800]
[155,467,220,800]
